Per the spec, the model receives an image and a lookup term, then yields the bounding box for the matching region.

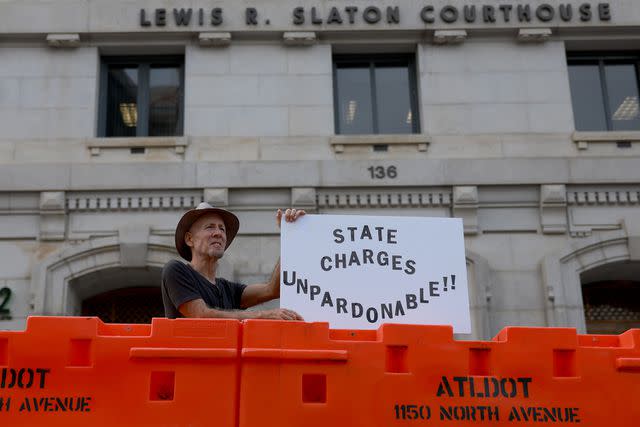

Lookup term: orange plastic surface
[239,321,640,427]
[1,317,638,426]
[0,317,241,427]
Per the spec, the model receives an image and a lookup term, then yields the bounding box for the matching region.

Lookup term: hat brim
[174,207,239,261]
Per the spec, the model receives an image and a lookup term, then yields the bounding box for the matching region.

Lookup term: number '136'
[367,166,397,179]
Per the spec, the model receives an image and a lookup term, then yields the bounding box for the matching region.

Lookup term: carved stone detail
[67,191,203,212]
[316,189,452,208]
[453,186,478,235]
[204,188,229,207]
[540,184,567,234]
[39,191,66,241]
[291,187,316,207]
[567,189,640,205]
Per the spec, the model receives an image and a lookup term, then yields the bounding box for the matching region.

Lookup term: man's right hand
[257,308,304,321]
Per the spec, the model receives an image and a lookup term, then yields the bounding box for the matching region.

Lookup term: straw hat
[174,202,240,261]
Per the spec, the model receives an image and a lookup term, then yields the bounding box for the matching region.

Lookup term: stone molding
[198,32,231,46]
[291,187,316,207]
[316,188,451,208]
[204,188,229,207]
[3,158,640,191]
[432,30,467,45]
[566,185,640,237]
[572,131,640,150]
[53,186,640,213]
[86,137,189,156]
[46,33,80,48]
[452,186,478,235]
[540,184,567,234]
[283,31,316,46]
[567,188,640,206]
[67,191,203,212]
[329,135,430,153]
[118,225,150,268]
[39,191,66,241]
[517,28,552,43]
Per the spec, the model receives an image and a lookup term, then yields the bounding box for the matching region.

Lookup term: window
[333,54,420,135]
[568,54,640,132]
[99,56,184,137]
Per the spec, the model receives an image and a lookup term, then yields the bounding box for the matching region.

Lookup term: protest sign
[280,214,471,332]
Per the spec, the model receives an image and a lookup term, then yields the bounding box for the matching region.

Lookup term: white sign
[280,214,471,332]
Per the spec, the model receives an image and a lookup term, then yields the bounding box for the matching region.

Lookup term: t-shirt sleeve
[162,260,203,310]
[229,280,247,309]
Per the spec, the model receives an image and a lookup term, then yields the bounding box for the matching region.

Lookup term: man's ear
[184,231,193,248]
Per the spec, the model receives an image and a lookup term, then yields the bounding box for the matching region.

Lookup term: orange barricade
[239,321,640,427]
[2,318,639,426]
[0,316,241,427]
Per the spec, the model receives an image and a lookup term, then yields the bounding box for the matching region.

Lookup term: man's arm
[179,298,301,320]
[239,259,280,309]
[239,208,305,309]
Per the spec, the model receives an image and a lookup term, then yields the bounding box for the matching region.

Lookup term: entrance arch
[30,234,178,316]
[542,225,640,333]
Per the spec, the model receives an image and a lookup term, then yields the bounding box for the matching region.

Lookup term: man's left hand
[276,208,306,228]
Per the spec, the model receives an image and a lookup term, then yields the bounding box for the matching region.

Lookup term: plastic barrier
[239,321,640,427]
[0,316,241,427]
[1,318,638,426]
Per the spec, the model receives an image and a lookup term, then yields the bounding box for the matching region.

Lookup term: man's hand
[257,308,304,321]
[276,208,306,229]
[179,299,303,320]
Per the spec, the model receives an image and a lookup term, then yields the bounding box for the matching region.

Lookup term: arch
[541,223,640,333]
[30,233,236,316]
[30,234,174,315]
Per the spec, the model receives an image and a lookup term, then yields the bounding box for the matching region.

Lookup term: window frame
[332,53,421,135]
[98,55,185,138]
[567,52,640,132]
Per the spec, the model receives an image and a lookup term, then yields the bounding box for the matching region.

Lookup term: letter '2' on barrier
[0,316,241,427]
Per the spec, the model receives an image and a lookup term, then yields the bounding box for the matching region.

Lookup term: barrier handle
[616,358,640,372]
[130,347,237,359]
[242,348,348,362]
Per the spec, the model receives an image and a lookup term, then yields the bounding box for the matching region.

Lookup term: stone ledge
[572,131,640,150]
[86,137,189,156]
[329,134,430,153]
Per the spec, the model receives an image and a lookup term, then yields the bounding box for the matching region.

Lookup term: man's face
[185,213,227,260]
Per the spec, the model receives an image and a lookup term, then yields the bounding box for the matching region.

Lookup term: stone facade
[1,0,639,338]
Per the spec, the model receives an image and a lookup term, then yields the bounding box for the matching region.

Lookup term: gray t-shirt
[161,259,247,318]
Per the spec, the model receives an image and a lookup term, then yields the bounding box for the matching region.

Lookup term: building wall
[1,0,639,338]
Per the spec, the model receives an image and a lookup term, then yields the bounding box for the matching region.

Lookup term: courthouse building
[0,0,639,338]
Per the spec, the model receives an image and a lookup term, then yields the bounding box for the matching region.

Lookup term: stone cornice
[1,158,639,191]
[566,186,640,206]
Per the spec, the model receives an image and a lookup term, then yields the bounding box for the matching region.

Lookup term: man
[162,202,304,320]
